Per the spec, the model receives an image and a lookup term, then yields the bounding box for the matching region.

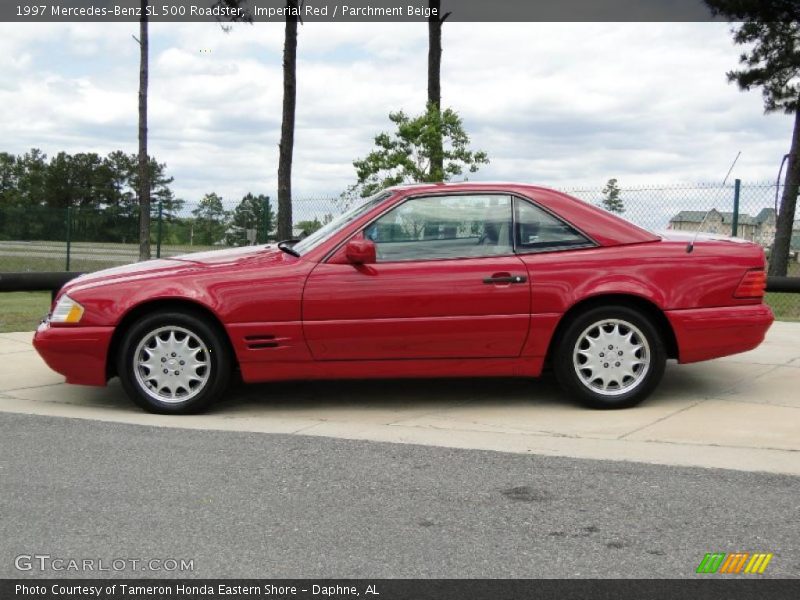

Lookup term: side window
[367,194,513,262]
[514,198,592,251]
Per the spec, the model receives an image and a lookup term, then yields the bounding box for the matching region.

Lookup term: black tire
[553,305,666,409]
[116,310,232,414]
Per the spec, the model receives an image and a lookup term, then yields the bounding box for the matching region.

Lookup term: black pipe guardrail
[766,276,800,294]
[0,271,798,298]
[0,272,85,301]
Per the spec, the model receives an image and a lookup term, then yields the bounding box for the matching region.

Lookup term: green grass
[0,255,124,273]
[0,292,51,333]
[0,241,219,333]
[765,292,800,322]
[0,240,218,274]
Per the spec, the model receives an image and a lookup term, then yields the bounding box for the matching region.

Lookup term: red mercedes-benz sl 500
[33,183,773,414]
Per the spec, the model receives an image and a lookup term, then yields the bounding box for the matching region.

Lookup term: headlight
[51,294,85,324]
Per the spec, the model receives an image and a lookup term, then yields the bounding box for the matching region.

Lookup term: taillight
[734,269,766,299]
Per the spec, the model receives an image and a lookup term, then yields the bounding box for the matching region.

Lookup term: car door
[302,193,531,360]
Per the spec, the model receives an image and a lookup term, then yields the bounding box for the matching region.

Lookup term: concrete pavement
[1,322,799,476]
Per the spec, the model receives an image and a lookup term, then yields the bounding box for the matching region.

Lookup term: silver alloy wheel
[572,318,651,397]
[133,326,211,404]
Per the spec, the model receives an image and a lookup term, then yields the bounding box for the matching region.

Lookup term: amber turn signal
[734,269,766,299]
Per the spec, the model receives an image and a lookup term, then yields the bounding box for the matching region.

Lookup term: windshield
[292,190,392,256]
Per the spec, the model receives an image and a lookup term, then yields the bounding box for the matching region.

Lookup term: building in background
[669,208,776,246]
[669,209,800,260]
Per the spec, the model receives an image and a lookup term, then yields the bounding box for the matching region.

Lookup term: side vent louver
[245,334,279,350]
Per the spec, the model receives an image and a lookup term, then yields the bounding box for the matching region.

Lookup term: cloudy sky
[0,21,794,207]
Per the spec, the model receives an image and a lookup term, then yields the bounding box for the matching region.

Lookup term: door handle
[483,274,527,284]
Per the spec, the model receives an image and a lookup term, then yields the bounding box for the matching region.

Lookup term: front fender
[68,276,220,328]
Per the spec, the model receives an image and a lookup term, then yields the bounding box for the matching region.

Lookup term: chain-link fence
[0,195,342,272]
[565,181,799,320]
[563,181,791,250]
[0,182,798,319]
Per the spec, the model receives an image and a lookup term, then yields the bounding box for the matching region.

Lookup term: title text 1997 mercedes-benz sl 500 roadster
[33,183,773,414]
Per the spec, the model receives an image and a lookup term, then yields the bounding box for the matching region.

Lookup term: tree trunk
[137,0,151,261]
[427,0,443,182]
[277,4,298,241]
[769,106,800,277]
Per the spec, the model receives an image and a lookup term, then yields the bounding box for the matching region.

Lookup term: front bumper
[666,303,774,364]
[32,321,114,386]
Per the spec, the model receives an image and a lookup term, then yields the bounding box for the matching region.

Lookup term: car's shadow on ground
[216,371,565,412]
[208,362,703,415]
[80,361,708,416]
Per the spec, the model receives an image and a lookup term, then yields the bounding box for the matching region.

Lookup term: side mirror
[345,238,376,265]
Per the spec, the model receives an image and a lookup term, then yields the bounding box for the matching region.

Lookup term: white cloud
[0,20,795,211]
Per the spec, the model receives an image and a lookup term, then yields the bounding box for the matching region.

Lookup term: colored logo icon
[696,552,773,574]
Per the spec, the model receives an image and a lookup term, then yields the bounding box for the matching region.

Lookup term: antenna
[687,151,741,253]
[722,151,741,187]
[774,153,790,214]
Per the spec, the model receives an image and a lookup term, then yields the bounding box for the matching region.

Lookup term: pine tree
[427,0,451,182]
[214,0,298,241]
[601,178,625,214]
[135,0,150,261]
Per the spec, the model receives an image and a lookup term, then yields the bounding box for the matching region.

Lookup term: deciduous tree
[227,193,274,245]
[350,106,489,198]
[294,218,323,237]
[191,193,229,246]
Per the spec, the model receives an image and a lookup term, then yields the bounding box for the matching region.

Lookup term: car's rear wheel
[117,310,231,414]
[553,305,666,409]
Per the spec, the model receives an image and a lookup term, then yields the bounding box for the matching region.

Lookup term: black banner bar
[2,0,725,23]
[3,579,800,600]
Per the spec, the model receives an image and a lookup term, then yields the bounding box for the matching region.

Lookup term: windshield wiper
[277,240,300,257]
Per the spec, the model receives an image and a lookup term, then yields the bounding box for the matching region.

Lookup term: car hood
[62,245,283,294]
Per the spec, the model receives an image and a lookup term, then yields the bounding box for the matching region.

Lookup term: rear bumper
[32,322,114,386]
[666,304,774,364]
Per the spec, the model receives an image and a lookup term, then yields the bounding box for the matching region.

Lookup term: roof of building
[670,209,757,226]
[755,208,776,223]
[669,210,707,223]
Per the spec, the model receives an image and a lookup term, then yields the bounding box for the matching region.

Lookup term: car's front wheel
[117,310,231,414]
[553,305,666,409]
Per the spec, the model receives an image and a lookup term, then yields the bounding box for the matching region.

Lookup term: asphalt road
[1,412,798,579]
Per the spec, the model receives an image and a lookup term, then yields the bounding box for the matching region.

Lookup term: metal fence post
[262,195,270,244]
[65,205,72,271]
[731,178,741,237]
[156,199,163,259]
